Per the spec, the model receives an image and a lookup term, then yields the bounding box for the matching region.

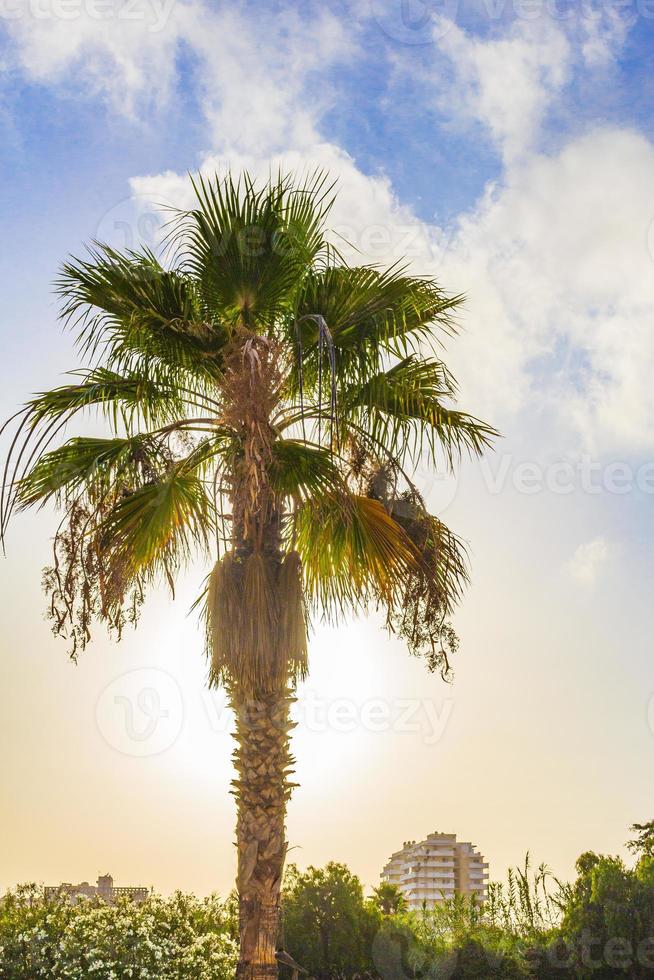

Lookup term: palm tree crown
[2,170,494,675]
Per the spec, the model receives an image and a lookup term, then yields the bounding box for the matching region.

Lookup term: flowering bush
[0,885,238,979]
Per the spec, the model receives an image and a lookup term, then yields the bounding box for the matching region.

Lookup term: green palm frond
[171,170,336,328]
[281,169,339,268]
[342,356,498,465]
[15,435,170,509]
[0,368,219,542]
[27,441,218,655]
[290,265,463,390]
[58,245,227,379]
[268,440,344,501]
[292,491,421,618]
[100,461,213,586]
[25,368,187,428]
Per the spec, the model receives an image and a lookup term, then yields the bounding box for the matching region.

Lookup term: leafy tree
[1,172,495,978]
[281,863,381,977]
[556,852,654,978]
[627,821,654,861]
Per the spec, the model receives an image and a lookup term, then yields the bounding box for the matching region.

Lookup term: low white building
[44,873,149,905]
[381,832,488,910]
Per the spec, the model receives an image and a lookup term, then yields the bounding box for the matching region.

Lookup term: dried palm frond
[207,549,308,695]
[385,488,468,679]
[207,552,249,688]
[277,551,308,681]
[242,550,279,680]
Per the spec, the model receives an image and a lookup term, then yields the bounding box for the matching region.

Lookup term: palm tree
[0,171,496,978]
[372,882,408,916]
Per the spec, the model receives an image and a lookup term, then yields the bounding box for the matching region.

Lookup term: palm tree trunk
[220,330,304,976]
[233,688,293,979]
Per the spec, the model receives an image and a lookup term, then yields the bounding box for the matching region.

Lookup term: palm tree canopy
[372,882,407,915]
[1,171,496,678]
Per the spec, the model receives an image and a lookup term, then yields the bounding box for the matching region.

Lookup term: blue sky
[2,2,652,244]
[1,0,654,896]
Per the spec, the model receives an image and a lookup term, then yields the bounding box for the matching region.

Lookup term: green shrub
[0,885,237,979]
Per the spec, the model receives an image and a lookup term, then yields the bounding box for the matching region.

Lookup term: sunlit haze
[1,0,653,900]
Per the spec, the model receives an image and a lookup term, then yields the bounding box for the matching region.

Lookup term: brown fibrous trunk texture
[217,331,302,978]
[233,689,295,979]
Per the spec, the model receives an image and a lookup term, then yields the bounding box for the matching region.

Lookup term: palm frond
[24,368,187,428]
[36,442,219,658]
[268,440,344,501]
[292,491,421,619]
[342,356,498,465]
[99,459,213,587]
[0,366,220,544]
[15,434,171,509]
[170,170,335,328]
[289,265,463,391]
[57,244,227,379]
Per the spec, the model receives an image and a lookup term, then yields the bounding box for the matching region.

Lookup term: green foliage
[395,896,531,978]
[294,492,423,616]
[371,882,407,916]
[24,368,185,428]
[628,821,654,861]
[177,170,336,326]
[342,355,495,467]
[268,440,344,500]
[16,435,173,508]
[0,886,237,979]
[276,836,654,978]
[279,863,533,978]
[281,863,382,977]
[485,854,565,943]
[4,827,654,980]
[556,851,654,978]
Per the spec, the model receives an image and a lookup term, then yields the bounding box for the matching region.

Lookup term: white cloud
[179,7,356,154]
[578,9,630,67]
[439,128,654,448]
[0,1,356,134]
[566,537,609,584]
[134,123,654,453]
[428,9,632,160]
[0,0,194,112]
[6,2,654,456]
[434,19,571,162]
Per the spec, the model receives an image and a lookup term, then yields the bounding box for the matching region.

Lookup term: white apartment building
[381,832,489,910]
